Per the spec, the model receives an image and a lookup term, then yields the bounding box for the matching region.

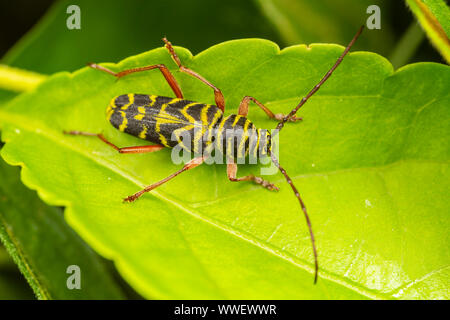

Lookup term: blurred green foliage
[255,0,394,55]
[405,0,450,63]
[2,0,282,74]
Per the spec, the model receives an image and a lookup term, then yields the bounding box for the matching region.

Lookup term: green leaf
[0,157,125,299]
[0,40,448,299]
[406,0,450,63]
[254,0,395,56]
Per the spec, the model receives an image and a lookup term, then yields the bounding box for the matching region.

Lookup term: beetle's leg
[227,162,279,191]
[87,63,183,99]
[238,96,302,122]
[124,156,206,202]
[163,38,225,112]
[64,131,164,154]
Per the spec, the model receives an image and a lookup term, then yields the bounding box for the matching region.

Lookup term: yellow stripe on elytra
[254,128,261,158]
[159,133,169,147]
[156,98,184,148]
[168,102,197,151]
[120,94,135,110]
[201,105,210,125]
[221,115,242,157]
[149,95,157,107]
[119,111,128,132]
[134,106,147,120]
[246,127,256,157]
[237,119,251,158]
[106,103,114,121]
[139,125,147,139]
[208,109,222,130]
[206,108,223,145]
[155,98,182,133]
[180,102,197,124]
[192,105,211,153]
[216,116,228,153]
[138,106,146,113]
[232,115,242,127]
[156,100,179,147]
[172,126,193,151]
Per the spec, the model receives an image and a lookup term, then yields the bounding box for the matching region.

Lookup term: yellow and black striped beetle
[65,27,364,283]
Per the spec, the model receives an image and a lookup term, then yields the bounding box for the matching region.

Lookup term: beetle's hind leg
[227,162,279,191]
[64,131,165,154]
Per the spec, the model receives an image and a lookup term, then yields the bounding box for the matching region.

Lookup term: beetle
[65,27,364,283]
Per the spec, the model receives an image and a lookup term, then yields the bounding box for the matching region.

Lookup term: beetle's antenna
[270,152,318,284]
[268,26,364,284]
[276,25,364,132]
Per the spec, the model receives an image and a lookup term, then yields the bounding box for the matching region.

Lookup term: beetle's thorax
[212,114,271,159]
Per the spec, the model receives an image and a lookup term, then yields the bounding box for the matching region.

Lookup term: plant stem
[0,65,47,92]
[389,22,426,69]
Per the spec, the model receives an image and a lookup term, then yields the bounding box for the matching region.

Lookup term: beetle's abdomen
[107,94,223,151]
